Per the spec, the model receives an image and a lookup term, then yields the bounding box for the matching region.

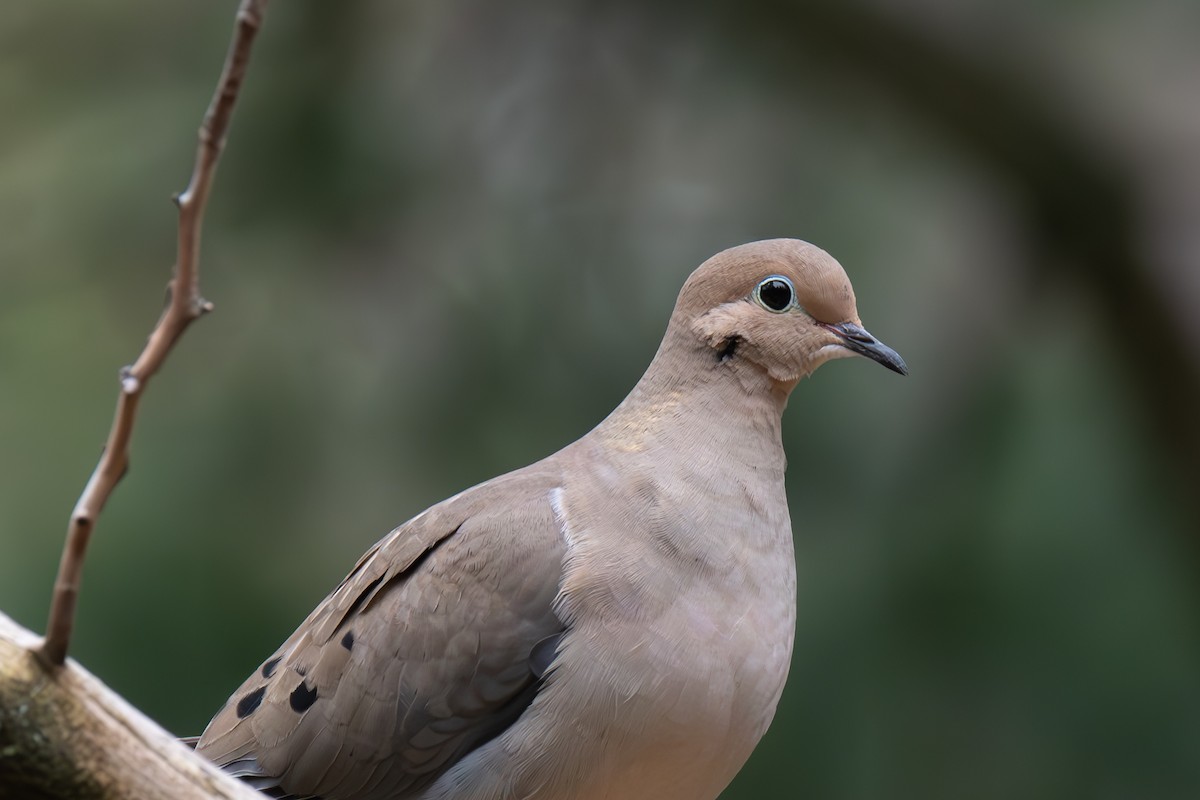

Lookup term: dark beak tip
[871,351,908,376]
[891,360,910,377]
[827,321,907,376]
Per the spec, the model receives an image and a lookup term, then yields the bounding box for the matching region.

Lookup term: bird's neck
[588,337,790,472]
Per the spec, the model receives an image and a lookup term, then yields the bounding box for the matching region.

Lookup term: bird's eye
[754,276,794,313]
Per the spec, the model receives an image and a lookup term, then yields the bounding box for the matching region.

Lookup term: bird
[194,238,907,800]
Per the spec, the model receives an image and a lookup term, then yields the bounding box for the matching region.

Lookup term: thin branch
[39,0,270,668]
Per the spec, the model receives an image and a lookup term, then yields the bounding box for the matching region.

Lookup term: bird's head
[674,239,907,391]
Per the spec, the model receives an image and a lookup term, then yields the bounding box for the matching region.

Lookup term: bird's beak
[823,322,908,375]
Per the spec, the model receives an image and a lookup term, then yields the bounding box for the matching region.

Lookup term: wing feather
[196,467,568,800]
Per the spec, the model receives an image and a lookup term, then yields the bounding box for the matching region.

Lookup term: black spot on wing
[341,630,354,651]
[261,656,281,679]
[289,680,318,713]
[236,686,266,719]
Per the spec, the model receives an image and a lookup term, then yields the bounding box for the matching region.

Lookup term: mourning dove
[195,238,906,800]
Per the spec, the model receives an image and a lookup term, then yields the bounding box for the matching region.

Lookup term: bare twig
[39,0,270,667]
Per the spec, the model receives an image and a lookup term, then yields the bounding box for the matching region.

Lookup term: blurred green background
[2,1,1199,798]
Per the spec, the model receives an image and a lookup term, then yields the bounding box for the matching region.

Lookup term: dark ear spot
[717,336,740,362]
[236,686,266,719]
[289,680,318,713]
[691,305,744,357]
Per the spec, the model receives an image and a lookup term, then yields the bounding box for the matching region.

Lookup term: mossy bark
[0,612,259,800]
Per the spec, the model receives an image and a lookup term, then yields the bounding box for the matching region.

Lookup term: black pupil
[759,279,792,311]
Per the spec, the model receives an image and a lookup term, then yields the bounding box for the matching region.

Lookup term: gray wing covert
[196,470,568,800]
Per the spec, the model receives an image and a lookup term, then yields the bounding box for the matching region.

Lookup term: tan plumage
[196,238,906,800]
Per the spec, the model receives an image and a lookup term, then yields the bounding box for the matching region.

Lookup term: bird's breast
[540,469,796,800]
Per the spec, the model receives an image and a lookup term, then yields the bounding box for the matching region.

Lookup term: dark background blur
[2,1,1199,798]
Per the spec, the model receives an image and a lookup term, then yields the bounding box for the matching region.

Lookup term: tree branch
[0,612,264,800]
[38,0,270,668]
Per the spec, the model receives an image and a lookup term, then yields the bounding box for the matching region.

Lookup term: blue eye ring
[753,275,795,313]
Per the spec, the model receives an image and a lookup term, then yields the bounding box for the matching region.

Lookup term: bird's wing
[195,466,568,800]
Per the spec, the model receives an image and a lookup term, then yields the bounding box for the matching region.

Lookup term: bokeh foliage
[2,1,1199,798]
